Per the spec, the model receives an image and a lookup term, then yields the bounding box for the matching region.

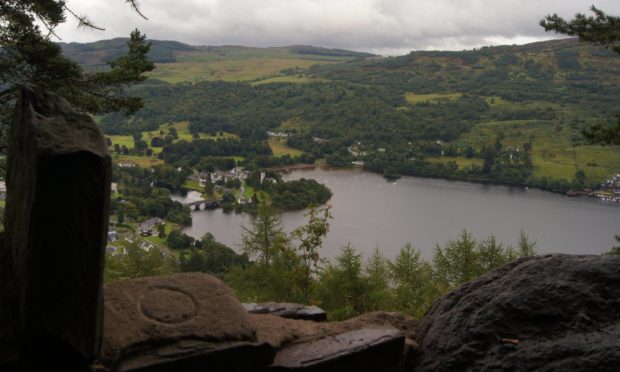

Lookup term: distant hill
[94,37,620,189]
[59,38,195,65]
[60,39,375,83]
[289,45,375,58]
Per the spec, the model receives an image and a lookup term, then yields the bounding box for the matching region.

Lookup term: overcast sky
[55,1,620,55]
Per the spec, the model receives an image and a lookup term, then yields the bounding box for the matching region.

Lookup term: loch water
[174,167,620,260]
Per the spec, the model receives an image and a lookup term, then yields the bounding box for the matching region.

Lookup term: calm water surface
[174,167,620,260]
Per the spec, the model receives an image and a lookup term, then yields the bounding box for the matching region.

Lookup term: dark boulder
[415,254,620,371]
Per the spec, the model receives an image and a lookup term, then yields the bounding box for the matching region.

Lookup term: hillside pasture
[268,138,304,157]
[405,92,463,105]
[107,121,238,158]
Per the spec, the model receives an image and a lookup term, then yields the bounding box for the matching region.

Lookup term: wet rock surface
[250,311,418,371]
[243,302,327,322]
[4,86,111,368]
[268,327,405,372]
[415,254,620,371]
[100,273,274,371]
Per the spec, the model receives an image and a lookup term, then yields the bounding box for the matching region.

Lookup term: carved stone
[4,86,111,368]
[99,273,275,371]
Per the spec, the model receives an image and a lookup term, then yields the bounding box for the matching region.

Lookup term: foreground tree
[290,206,331,302]
[0,1,153,146]
[318,243,368,320]
[541,6,620,144]
[241,200,285,265]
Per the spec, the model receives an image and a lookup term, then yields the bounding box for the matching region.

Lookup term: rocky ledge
[90,254,619,371]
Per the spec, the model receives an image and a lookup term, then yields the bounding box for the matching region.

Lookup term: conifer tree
[0,1,153,146]
[541,7,620,144]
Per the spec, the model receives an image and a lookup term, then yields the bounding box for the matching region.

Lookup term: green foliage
[241,200,285,265]
[541,6,620,54]
[318,244,369,320]
[104,241,177,282]
[270,179,332,210]
[112,165,192,225]
[517,229,537,257]
[231,203,330,304]
[166,230,195,250]
[433,230,480,289]
[290,207,331,302]
[542,7,620,145]
[389,244,437,318]
[179,233,249,278]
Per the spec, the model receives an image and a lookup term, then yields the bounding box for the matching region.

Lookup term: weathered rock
[247,302,327,322]
[415,254,620,371]
[268,327,405,372]
[250,311,418,371]
[251,311,418,352]
[100,273,274,371]
[4,86,111,368]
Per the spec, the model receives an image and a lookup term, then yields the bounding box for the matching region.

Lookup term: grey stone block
[4,86,111,368]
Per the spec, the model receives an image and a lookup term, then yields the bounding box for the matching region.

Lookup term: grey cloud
[56,0,620,54]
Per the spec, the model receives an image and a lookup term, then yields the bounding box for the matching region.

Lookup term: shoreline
[269,163,611,203]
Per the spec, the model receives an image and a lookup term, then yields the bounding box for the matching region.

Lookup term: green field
[459,117,620,184]
[427,156,484,169]
[268,137,304,157]
[405,92,463,104]
[148,46,352,84]
[107,121,238,166]
[252,76,329,85]
[112,155,164,168]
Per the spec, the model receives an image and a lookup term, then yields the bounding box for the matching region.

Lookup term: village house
[137,217,164,236]
[107,230,119,243]
[267,131,290,138]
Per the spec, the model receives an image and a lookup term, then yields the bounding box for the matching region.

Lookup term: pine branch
[126,0,149,20]
[62,4,105,31]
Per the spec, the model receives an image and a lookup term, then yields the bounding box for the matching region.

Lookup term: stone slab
[100,273,274,371]
[251,302,327,322]
[269,327,405,372]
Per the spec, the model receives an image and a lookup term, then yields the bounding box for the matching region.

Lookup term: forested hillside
[68,38,620,192]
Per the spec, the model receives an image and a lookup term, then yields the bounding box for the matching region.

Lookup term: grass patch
[484,96,511,106]
[107,121,239,159]
[112,155,163,168]
[252,76,329,85]
[183,179,202,192]
[405,92,463,105]
[151,58,338,84]
[268,138,304,157]
[243,185,255,198]
[427,156,483,169]
[458,117,620,183]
